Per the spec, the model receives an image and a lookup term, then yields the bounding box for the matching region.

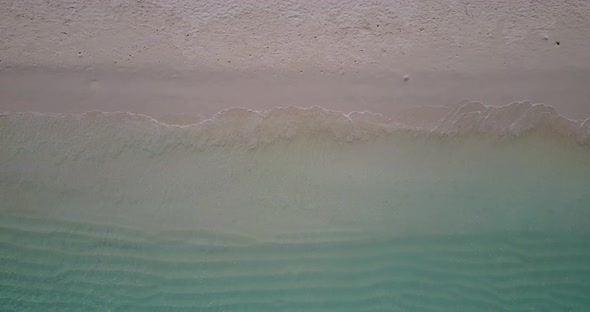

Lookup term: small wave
[432,100,585,139]
[1,101,589,151]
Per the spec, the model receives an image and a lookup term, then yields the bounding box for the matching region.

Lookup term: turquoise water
[1,109,590,310]
[2,215,590,311]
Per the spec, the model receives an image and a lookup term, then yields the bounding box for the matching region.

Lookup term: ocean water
[1,102,590,311]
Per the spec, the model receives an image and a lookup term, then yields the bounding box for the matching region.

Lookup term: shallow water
[1,107,590,310]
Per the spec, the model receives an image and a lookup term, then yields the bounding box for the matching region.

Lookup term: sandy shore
[2,1,589,119]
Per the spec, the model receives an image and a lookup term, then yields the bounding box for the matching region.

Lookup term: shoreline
[2,65,590,120]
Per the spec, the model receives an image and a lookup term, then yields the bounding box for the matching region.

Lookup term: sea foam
[1,101,589,157]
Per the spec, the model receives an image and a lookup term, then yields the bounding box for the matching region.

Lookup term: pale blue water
[2,215,590,311]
